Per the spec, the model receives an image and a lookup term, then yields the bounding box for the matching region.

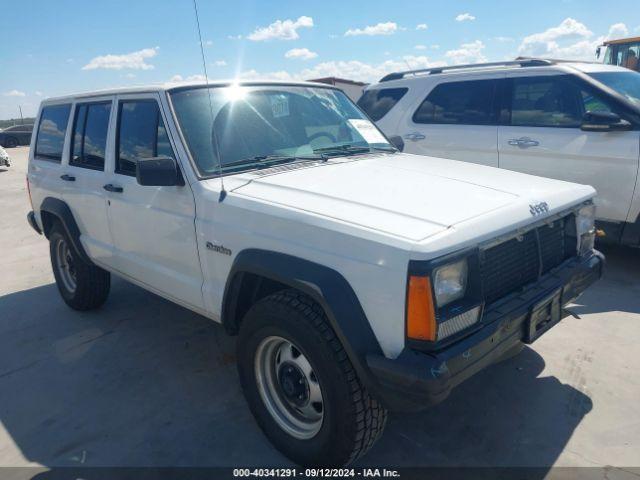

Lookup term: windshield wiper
[222,154,326,171]
[312,144,372,156]
[370,145,398,153]
[312,144,397,157]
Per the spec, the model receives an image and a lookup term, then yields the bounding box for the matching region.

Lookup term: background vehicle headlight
[576,204,596,256]
[433,259,468,307]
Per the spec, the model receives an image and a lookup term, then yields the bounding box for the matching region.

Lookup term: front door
[104,94,205,310]
[498,73,640,223]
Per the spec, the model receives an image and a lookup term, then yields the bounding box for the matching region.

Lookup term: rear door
[104,93,204,310]
[29,103,73,222]
[498,73,640,223]
[61,98,115,265]
[399,75,500,166]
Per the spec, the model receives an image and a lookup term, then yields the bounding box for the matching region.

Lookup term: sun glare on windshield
[224,83,248,102]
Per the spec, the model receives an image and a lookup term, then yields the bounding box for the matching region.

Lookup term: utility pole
[18,105,24,125]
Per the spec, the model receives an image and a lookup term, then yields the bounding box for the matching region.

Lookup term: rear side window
[357,88,408,121]
[116,100,174,176]
[35,104,71,161]
[71,102,111,170]
[413,80,496,125]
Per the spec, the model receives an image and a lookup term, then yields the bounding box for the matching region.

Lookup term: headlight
[576,204,596,256]
[433,259,468,307]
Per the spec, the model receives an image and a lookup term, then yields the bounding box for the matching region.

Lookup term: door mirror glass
[581,111,632,132]
[136,156,180,186]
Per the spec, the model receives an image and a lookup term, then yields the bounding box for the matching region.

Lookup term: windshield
[589,71,640,107]
[169,85,392,175]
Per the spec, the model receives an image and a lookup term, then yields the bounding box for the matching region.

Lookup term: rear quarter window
[35,104,72,161]
[357,88,408,121]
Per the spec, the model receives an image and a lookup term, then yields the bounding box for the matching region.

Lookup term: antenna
[192,0,226,201]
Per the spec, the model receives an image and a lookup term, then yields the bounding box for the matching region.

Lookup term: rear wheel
[237,290,387,466]
[49,223,110,310]
[4,137,17,148]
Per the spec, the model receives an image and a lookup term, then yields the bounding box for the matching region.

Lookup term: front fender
[222,249,389,404]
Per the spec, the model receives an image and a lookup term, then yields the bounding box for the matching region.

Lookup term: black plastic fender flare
[40,197,94,265]
[222,249,387,401]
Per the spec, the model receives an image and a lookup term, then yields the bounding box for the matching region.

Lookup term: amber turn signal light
[406,275,437,341]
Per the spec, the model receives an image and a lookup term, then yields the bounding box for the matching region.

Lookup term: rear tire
[49,223,110,310]
[237,290,387,466]
[4,137,17,148]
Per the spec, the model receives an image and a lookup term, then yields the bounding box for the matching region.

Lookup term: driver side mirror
[581,111,632,132]
[136,156,183,186]
[388,135,404,152]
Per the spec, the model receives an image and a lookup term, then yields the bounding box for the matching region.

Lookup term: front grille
[480,215,575,304]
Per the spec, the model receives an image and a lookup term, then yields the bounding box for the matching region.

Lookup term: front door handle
[103,183,123,193]
[60,174,76,182]
[403,132,426,142]
[508,137,540,148]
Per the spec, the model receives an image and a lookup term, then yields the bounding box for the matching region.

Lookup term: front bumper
[367,251,604,412]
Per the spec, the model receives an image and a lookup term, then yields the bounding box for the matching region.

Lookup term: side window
[116,100,174,176]
[71,102,111,170]
[580,89,614,114]
[35,104,71,161]
[509,76,582,128]
[413,80,496,125]
[357,88,408,121]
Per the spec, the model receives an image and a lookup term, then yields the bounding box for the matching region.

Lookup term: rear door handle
[60,174,75,182]
[103,183,123,193]
[403,132,426,142]
[508,137,540,148]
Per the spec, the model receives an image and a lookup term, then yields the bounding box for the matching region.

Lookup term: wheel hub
[278,363,308,406]
[254,336,324,439]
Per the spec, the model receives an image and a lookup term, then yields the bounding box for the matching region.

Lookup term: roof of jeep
[369,59,629,88]
[40,79,339,103]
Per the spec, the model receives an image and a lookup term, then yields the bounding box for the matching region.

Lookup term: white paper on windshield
[270,95,290,118]
[348,119,387,144]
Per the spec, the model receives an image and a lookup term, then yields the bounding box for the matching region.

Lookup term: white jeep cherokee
[26,80,603,466]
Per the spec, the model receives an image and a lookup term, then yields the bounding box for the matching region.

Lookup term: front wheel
[237,290,387,466]
[49,223,110,310]
[4,137,18,148]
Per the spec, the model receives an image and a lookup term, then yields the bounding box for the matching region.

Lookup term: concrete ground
[1,146,639,469]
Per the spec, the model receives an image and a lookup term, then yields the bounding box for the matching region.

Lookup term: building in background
[308,77,368,102]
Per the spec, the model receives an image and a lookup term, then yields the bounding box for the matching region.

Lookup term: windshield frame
[165,82,393,179]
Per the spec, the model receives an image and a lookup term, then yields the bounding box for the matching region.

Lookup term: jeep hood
[230,153,595,242]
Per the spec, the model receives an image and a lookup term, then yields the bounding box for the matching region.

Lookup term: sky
[1,0,639,120]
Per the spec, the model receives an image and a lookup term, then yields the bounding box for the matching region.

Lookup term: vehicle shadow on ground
[361,347,591,469]
[0,277,593,471]
[0,279,285,467]
[568,244,640,317]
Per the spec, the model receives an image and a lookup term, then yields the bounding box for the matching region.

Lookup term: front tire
[49,223,110,310]
[4,137,18,148]
[237,290,387,466]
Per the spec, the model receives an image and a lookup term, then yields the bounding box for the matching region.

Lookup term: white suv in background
[359,59,640,247]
